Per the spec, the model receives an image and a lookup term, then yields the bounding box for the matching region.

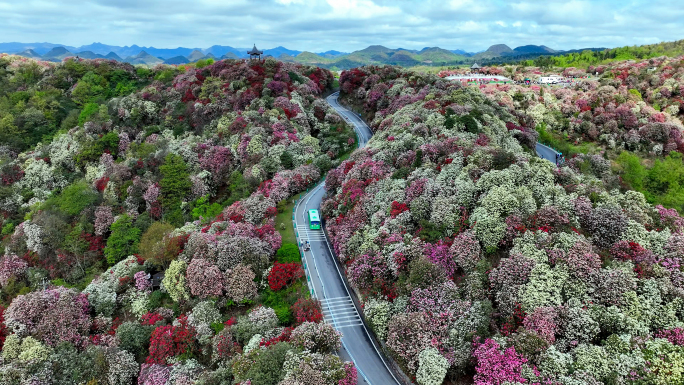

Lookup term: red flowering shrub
[146,315,196,364]
[267,262,304,291]
[95,176,109,192]
[291,298,323,324]
[389,201,409,218]
[141,312,165,326]
[260,327,293,347]
[212,328,242,362]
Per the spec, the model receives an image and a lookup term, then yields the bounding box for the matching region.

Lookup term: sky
[1,0,683,52]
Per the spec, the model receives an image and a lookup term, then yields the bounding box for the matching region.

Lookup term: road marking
[288,92,401,385]
[321,295,362,329]
[296,225,326,241]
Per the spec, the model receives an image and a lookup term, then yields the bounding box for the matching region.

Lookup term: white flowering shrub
[416,347,449,385]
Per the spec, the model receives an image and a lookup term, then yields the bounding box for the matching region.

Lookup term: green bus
[308,209,321,230]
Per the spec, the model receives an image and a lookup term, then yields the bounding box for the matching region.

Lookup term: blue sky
[0,0,682,52]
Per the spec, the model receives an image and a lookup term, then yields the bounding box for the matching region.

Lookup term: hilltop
[0,41,610,68]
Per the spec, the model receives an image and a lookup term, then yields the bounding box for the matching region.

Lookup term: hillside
[473,56,684,210]
[124,50,164,65]
[15,49,41,59]
[0,54,357,383]
[333,64,684,384]
[42,46,72,60]
[163,55,190,64]
[530,38,684,68]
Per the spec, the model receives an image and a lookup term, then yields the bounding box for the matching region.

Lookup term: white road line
[320,296,351,302]
[336,323,365,329]
[323,92,402,385]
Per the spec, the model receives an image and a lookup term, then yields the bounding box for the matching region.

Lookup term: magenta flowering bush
[472,338,539,385]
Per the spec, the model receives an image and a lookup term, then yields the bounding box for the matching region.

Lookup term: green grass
[275,198,297,245]
[536,124,599,156]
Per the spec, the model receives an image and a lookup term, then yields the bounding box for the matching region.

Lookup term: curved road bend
[536,142,561,165]
[294,91,401,385]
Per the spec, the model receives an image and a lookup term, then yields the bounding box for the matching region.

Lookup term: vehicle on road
[308,209,321,229]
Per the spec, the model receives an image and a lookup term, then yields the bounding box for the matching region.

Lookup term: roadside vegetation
[0,54,358,383]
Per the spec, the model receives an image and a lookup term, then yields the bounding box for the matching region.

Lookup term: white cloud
[0,0,682,53]
[324,0,400,18]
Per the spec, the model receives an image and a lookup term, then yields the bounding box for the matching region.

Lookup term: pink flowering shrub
[225,264,257,304]
[348,253,391,292]
[0,254,28,287]
[423,241,457,278]
[450,230,481,273]
[94,205,115,236]
[138,364,171,385]
[338,362,358,385]
[656,328,684,346]
[523,306,559,344]
[5,287,91,346]
[473,338,539,385]
[134,271,152,293]
[186,258,224,298]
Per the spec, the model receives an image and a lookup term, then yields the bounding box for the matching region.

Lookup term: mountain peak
[486,44,513,54]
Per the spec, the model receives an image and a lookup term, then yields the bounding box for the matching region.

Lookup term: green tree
[104,214,141,265]
[0,114,22,149]
[280,151,294,170]
[241,342,291,385]
[160,153,191,225]
[139,221,175,266]
[116,322,152,361]
[71,71,108,105]
[48,181,99,216]
[75,131,119,167]
[276,243,301,263]
[191,195,223,221]
[615,151,647,191]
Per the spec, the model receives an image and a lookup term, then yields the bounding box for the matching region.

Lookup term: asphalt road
[536,142,561,165]
[294,92,559,384]
[294,91,401,385]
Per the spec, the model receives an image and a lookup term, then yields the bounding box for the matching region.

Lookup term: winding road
[293,91,561,385]
[294,91,401,385]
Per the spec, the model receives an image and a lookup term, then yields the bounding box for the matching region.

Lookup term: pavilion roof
[247,45,263,55]
[470,63,481,69]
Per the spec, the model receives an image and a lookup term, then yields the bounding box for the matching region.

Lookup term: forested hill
[320,65,684,384]
[529,38,684,68]
[0,54,359,384]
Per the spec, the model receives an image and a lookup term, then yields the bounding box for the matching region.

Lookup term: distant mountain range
[0,42,606,68]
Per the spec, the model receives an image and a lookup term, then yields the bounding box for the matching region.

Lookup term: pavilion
[470,63,481,73]
[247,44,263,60]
